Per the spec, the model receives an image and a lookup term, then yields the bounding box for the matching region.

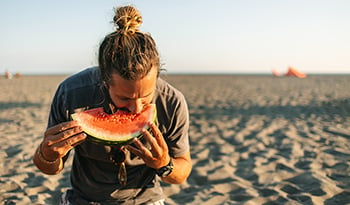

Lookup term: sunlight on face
[108,67,158,114]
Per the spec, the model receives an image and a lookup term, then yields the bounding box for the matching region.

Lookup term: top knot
[113,6,143,34]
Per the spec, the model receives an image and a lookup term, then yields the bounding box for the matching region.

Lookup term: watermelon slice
[71,104,157,145]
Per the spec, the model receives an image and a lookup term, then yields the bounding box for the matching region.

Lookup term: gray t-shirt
[48,67,190,204]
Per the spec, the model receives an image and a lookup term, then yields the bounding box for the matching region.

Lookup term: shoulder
[155,78,186,103]
[59,67,101,91]
[51,67,105,117]
[154,78,189,123]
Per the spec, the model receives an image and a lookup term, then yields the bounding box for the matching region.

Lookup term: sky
[0,0,349,75]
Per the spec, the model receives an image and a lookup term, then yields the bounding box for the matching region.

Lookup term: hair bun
[113,6,142,34]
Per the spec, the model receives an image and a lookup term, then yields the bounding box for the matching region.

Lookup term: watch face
[160,169,172,177]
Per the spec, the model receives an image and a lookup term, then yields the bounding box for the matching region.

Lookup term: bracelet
[36,145,60,165]
[33,144,63,175]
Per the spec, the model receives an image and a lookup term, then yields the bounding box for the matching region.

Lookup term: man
[33,5,192,204]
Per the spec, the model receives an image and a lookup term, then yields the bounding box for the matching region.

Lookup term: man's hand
[41,121,87,161]
[126,122,170,169]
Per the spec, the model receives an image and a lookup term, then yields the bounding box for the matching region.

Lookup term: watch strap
[155,158,173,177]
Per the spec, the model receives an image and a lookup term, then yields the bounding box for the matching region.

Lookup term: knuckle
[64,140,71,147]
[60,131,68,139]
[72,126,80,133]
[57,124,66,132]
[61,129,74,139]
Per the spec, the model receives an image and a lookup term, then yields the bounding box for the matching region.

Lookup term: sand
[1,74,350,204]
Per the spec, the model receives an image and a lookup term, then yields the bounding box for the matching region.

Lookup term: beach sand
[1,74,350,204]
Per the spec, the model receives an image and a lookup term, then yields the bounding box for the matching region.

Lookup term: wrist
[155,158,174,177]
[33,145,62,175]
[39,144,58,163]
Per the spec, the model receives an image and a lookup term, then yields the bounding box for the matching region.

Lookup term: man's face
[108,67,158,114]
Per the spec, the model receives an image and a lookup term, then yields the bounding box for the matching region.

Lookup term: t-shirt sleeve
[47,83,69,128]
[165,93,190,158]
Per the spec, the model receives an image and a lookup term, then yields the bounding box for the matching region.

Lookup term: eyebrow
[117,91,153,100]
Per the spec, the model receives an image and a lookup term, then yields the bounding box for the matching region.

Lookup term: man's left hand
[125,122,170,169]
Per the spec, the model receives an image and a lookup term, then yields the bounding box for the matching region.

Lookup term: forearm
[161,152,192,184]
[32,145,64,175]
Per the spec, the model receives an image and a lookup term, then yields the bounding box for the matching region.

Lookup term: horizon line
[4,72,350,76]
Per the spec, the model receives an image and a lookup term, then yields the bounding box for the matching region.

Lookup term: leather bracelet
[36,145,60,165]
[34,145,63,175]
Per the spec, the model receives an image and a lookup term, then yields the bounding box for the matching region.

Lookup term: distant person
[15,72,22,78]
[33,5,192,205]
[4,70,12,79]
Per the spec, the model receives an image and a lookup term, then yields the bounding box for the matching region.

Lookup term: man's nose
[128,99,143,114]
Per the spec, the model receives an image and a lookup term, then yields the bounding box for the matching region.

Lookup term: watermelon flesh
[71,104,156,145]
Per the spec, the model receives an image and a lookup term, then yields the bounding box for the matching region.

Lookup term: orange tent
[272,67,307,78]
[284,67,307,78]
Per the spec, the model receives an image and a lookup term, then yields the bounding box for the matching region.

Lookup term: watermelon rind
[71,104,157,145]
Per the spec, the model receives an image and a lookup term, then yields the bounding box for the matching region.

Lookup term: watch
[155,158,174,177]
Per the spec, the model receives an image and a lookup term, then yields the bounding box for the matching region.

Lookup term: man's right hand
[40,121,87,161]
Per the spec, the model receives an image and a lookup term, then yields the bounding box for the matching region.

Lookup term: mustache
[108,103,131,114]
[117,107,131,113]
